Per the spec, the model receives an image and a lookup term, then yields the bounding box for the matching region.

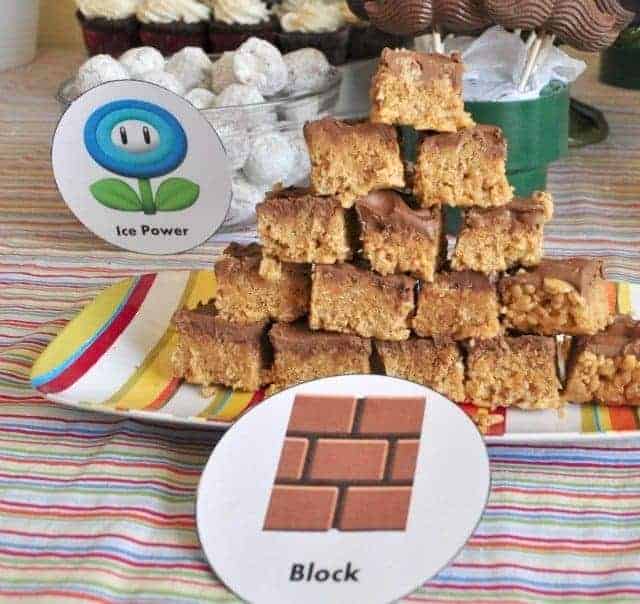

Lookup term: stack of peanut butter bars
[172,48,640,414]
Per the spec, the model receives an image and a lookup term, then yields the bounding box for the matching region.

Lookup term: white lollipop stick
[519,35,543,92]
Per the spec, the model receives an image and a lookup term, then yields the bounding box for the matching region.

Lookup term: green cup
[465,81,570,196]
[600,46,640,90]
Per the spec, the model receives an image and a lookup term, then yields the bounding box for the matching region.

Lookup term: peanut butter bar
[412,271,501,340]
[310,263,416,341]
[452,192,554,273]
[214,243,310,324]
[375,337,466,402]
[172,304,270,392]
[414,125,513,208]
[465,336,561,410]
[370,49,474,132]
[499,258,612,336]
[256,187,352,265]
[355,190,443,282]
[303,118,405,208]
[564,315,640,405]
[268,323,371,394]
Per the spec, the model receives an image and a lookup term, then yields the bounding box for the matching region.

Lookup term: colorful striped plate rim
[29,270,640,441]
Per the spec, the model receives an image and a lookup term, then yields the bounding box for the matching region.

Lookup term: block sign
[197,375,490,604]
[51,80,232,254]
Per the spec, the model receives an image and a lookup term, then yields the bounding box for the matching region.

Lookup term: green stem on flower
[138,179,156,215]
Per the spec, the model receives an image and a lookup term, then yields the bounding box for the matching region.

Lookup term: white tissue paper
[416,26,586,102]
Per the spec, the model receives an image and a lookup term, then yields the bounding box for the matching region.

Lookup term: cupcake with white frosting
[207,0,277,53]
[75,0,141,56]
[136,0,211,55]
[274,0,350,65]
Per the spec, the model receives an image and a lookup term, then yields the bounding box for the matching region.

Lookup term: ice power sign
[52,80,231,254]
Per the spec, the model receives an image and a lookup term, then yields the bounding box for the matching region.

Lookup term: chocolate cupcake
[275,0,351,65]
[208,0,277,53]
[75,0,141,57]
[136,0,211,55]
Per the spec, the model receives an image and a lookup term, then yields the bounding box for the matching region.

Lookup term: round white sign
[52,80,232,255]
[197,375,490,604]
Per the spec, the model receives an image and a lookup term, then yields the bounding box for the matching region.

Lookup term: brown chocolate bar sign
[197,375,490,604]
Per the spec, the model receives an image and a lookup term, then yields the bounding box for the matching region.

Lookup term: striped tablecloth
[1,48,640,602]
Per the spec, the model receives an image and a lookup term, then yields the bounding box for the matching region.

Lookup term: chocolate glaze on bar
[258,187,343,219]
[315,262,417,292]
[466,335,557,357]
[216,242,310,279]
[264,394,426,531]
[380,48,463,90]
[419,125,506,160]
[269,322,372,357]
[439,270,493,292]
[172,306,268,343]
[570,315,640,359]
[304,116,399,147]
[355,190,442,240]
[465,192,552,229]
[502,258,605,295]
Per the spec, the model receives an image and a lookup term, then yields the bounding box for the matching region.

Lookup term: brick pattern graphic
[263,394,426,532]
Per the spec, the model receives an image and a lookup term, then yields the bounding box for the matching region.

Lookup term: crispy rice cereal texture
[214,243,311,324]
[268,323,372,394]
[452,192,554,274]
[564,315,640,405]
[171,305,269,392]
[310,263,416,341]
[412,271,501,340]
[370,49,474,132]
[499,258,612,336]
[375,337,466,402]
[355,190,443,282]
[414,125,513,208]
[466,336,561,410]
[303,118,405,208]
[256,188,352,264]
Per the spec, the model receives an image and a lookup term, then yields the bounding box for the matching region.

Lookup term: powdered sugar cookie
[233,38,288,97]
[119,46,166,78]
[139,70,186,95]
[76,55,129,94]
[210,52,239,94]
[184,88,217,109]
[165,46,212,91]
[283,48,332,94]
[243,132,297,186]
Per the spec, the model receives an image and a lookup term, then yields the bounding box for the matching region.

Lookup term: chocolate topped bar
[263,394,425,531]
[414,125,513,208]
[171,305,270,392]
[564,315,640,405]
[268,322,372,394]
[452,192,554,273]
[465,336,561,410]
[499,258,612,336]
[370,49,473,132]
[412,270,501,340]
[214,243,311,324]
[310,263,416,341]
[257,187,352,265]
[355,190,444,281]
[304,117,405,207]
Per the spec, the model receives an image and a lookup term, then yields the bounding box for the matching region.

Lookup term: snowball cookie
[206,115,251,171]
[139,70,186,96]
[76,54,129,94]
[119,46,165,78]
[233,38,288,97]
[283,131,311,187]
[184,88,216,109]
[283,48,332,95]
[210,52,238,94]
[165,47,212,91]
[243,132,297,187]
[224,173,267,226]
[214,83,274,129]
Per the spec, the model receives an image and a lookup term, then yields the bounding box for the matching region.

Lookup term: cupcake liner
[275,26,351,66]
[347,26,412,61]
[209,18,278,53]
[139,21,210,56]
[76,11,140,57]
